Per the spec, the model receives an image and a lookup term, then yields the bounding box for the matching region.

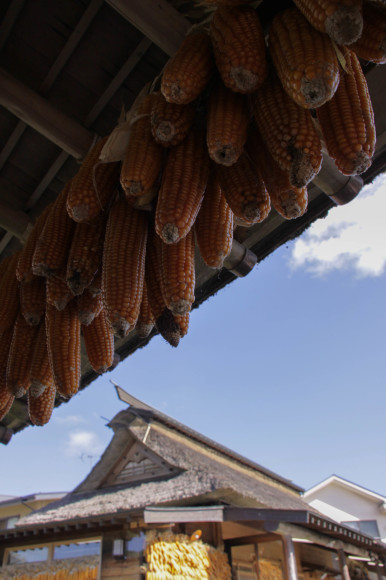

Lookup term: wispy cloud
[289,174,386,277]
[64,431,104,458]
[54,415,86,425]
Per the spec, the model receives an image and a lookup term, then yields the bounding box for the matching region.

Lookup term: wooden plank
[39,0,103,93]
[0,0,26,52]
[144,506,225,524]
[106,0,190,56]
[84,36,152,126]
[224,508,309,524]
[0,68,94,159]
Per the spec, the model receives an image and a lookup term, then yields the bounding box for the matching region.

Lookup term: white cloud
[64,430,104,458]
[289,174,386,277]
[54,414,85,425]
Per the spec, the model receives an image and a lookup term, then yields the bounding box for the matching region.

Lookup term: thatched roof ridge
[16,405,309,529]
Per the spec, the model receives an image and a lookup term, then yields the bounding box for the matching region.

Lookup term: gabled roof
[0,492,67,508]
[14,387,309,530]
[304,475,386,506]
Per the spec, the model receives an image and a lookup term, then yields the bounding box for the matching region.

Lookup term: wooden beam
[105,0,190,56]
[39,0,103,93]
[85,36,152,125]
[270,523,372,559]
[0,202,31,241]
[0,69,94,159]
[0,0,26,52]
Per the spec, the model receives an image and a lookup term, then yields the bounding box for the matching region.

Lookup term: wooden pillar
[282,535,298,580]
[338,549,351,580]
[254,543,260,580]
[376,564,384,580]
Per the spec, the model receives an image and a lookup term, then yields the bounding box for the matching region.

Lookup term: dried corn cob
[0,327,13,412]
[151,92,196,147]
[6,312,38,397]
[67,137,120,222]
[206,81,250,166]
[20,276,46,326]
[46,301,81,398]
[247,126,309,219]
[33,182,75,277]
[210,6,267,93]
[156,310,190,347]
[145,227,168,323]
[103,198,148,337]
[317,48,376,175]
[269,8,340,109]
[0,391,14,421]
[292,0,363,45]
[160,229,195,316]
[29,321,53,398]
[46,272,73,311]
[350,2,386,63]
[125,182,159,212]
[0,252,20,334]
[217,154,270,225]
[161,31,214,104]
[66,213,106,296]
[82,309,114,374]
[77,289,103,326]
[16,204,52,282]
[28,379,56,426]
[155,127,210,244]
[195,174,234,268]
[120,94,164,198]
[252,72,323,187]
[136,281,156,338]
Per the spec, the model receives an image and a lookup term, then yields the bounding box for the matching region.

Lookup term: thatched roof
[16,388,308,529]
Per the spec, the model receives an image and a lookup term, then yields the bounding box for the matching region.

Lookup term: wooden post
[375,564,384,580]
[282,535,298,580]
[338,549,351,580]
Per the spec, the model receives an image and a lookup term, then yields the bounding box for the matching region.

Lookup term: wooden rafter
[106,0,190,56]
[0,69,95,159]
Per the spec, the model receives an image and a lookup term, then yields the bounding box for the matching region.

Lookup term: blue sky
[1,174,385,499]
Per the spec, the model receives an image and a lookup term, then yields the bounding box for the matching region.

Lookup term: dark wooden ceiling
[0,0,385,441]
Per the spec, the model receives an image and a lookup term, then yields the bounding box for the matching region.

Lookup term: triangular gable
[100,439,181,488]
